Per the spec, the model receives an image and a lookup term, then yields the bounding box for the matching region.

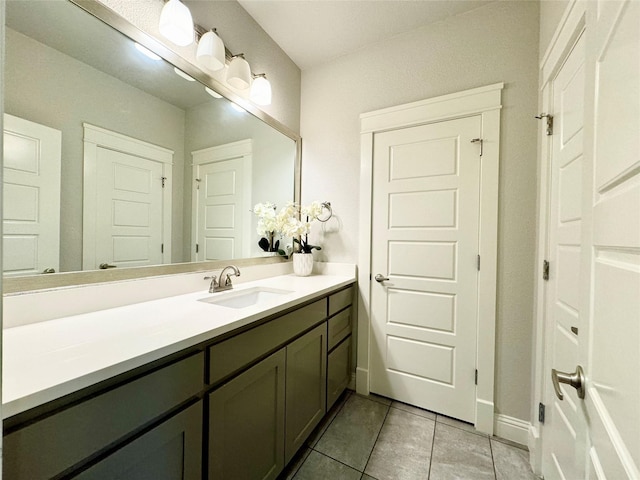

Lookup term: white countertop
[2,272,355,418]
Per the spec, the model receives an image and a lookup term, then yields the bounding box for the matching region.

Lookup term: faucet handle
[204,275,219,292]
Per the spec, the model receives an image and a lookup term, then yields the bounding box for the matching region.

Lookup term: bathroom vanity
[2,271,355,479]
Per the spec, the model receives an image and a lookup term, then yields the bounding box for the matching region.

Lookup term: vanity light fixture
[134,43,161,61]
[250,73,272,106]
[205,87,223,99]
[173,67,196,81]
[159,0,194,46]
[196,29,226,72]
[226,54,251,90]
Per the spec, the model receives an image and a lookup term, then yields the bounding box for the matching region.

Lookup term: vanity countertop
[2,272,355,419]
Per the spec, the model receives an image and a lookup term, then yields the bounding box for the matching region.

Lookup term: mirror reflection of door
[3,114,62,276]
[192,140,252,262]
[82,124,173,271]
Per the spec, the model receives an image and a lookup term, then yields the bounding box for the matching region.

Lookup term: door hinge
[543,260,550,281]
[470,138,484,156]
[535,113,554,136]
[539,402,546,424]
[477,255,481,271]
[161,176,167,188]
[196,243,199,254]
[161,243,164,254]
[475,369,478,385]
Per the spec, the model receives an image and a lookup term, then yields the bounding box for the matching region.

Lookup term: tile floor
[279,390,538,480]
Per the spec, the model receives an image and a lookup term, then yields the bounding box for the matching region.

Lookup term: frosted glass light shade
[250,75,272,105]
[196,30,226,72]
[159,0,194,46]
[226,55,251,89]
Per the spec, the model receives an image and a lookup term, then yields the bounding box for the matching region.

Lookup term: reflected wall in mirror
[3,0,298,278]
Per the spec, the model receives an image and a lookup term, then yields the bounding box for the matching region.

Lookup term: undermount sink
[199,287,293,309]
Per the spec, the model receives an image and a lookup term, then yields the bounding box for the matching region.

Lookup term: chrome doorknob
[99,263,117,269]
[551,365,585,400]
[374,274,389,283]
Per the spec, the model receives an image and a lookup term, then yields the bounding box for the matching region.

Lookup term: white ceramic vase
[292,253,313,276]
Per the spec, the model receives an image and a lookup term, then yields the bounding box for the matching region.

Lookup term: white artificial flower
[302,201,323,220]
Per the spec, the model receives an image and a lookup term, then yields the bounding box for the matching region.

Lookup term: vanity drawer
[3,353,204,480]
[327,336,351,410]
[328,308,352,351]
[328,285,354,316]
[209,299,326,385]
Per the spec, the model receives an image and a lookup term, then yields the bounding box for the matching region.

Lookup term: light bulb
[250,75,272,106]
[158,0,194,47]
[226,55,251,90]
[196,30,226,72]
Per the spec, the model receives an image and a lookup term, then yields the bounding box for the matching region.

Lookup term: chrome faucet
[204,265,241,293]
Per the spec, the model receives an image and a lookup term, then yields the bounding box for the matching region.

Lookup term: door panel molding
[358,83,502,434]
[83,123,173,270]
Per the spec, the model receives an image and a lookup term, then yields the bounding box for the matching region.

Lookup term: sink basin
[199,287,293,309]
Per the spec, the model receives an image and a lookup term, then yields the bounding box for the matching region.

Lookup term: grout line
[427,419,437,479]
[309,448,366,475]
[489,434,498,479]
[360,400,391,476]
[310,390,351,448]
[435,414,488,438]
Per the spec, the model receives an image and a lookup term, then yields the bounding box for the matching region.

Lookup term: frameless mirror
[3,0,299,284]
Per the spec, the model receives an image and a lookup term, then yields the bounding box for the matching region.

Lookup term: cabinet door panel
[209,300,325,384]
[327,336,352,410]
[3,353,203,480]
[285,323,327,463]
[209,349,286,480]
[328,308,352,350]
[77,402,202,480]
[328,285,354,316]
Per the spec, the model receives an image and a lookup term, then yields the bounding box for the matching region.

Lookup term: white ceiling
[237,0,493,70]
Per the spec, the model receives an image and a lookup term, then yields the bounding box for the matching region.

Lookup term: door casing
[82,123,173,270]
[357,83,503,434]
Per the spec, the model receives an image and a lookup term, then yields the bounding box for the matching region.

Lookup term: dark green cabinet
[3,353,203,480]
[209,349,287,480]
[77,402,202,480]
[4,283,356,480]
[285,323,327,463]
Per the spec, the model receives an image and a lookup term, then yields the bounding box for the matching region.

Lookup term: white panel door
[370,115,481,423]
[193,158,245,261]
[94,148,164,269]
[582,1,639,477]
[541,31,586,480]
[540,2,640,479]
[3,114,61,276]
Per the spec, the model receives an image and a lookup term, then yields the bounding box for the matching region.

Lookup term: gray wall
[99,0,301,134]
[300,1,540,422]
[5,28,186,271]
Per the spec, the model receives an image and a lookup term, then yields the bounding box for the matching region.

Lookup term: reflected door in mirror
[82,124,173,271]
[3,114,61,276]
[192,140,252,261]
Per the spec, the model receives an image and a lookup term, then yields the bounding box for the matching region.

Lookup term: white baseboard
[355,367,369,395]
[476,399,495,435]
[528,425,542,475]
[494,414,530,446]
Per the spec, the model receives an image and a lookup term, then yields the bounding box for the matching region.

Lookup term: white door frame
[357,83,503,434]
[191,139,253,261]
[529,1,586,473]
[82,123,173,270]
